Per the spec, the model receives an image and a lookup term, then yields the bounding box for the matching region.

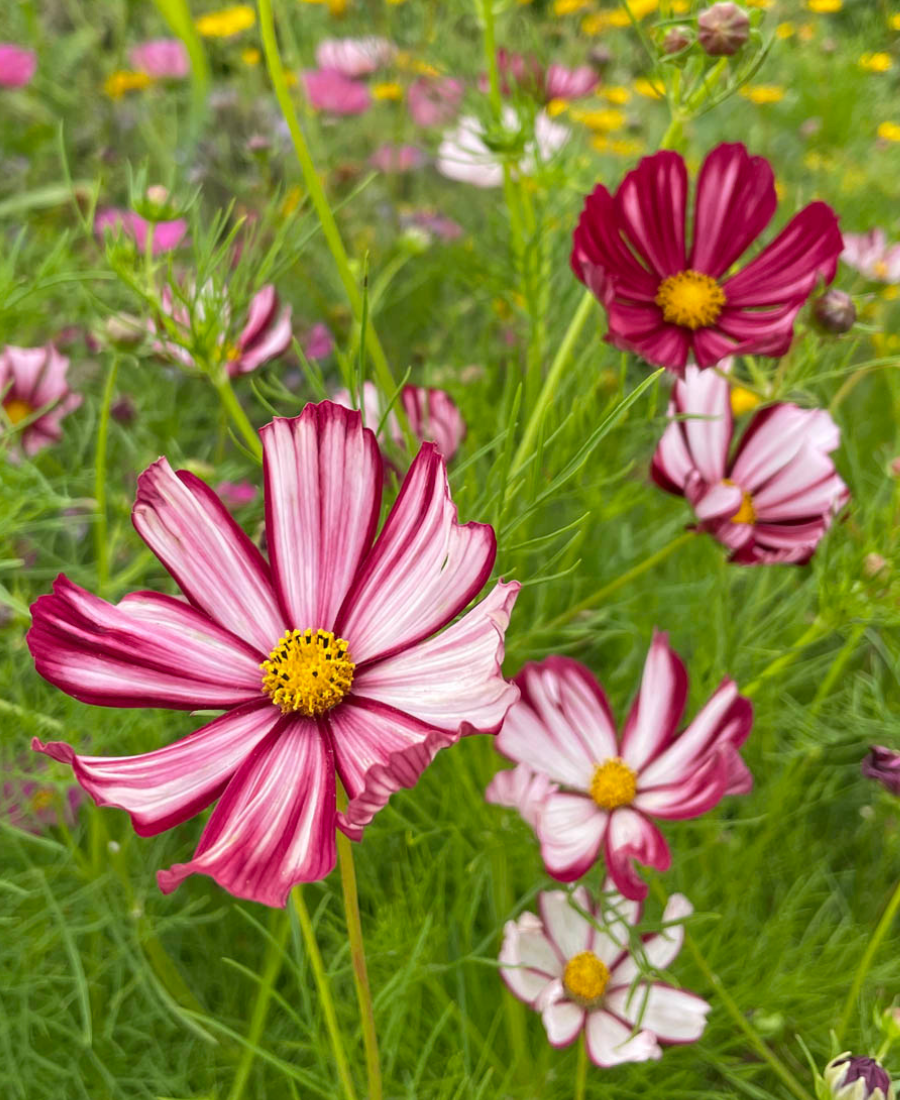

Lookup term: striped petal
[620,631,688,772]
[604,807,671,901]
[605,983,710,1043]
[539,887,594,960]
[538,792,607,881]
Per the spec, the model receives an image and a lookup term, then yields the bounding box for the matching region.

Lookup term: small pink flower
[3,759,82,835]
[95,208,188,255]
[303,69,371,115]
[861,746,900,796]
[492,637,753,899]
[29,402,519,907]
[651,363,849,564]
[0,44,36,88]
[314,36,395,78]
[478,49,545,98]
[571,143,844,372]
[128,39,189,79]
[486,762,557,829]
[841,229,900,284]
[500,884,710,1065]
[1,344,81,456]
[544,63,598,101]
[369,144,426,173]
[303,322,333,361]
[217,480,258,508]
[333,381,466,462]
[407,76,464,127]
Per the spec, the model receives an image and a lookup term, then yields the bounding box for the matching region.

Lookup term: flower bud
[110,395,137,425]
[861,748,900,797]
[813,289,856,334]
[698,3,750,56]
[105,313,145,348]
[588,45,612,72]
[664,26,693,53]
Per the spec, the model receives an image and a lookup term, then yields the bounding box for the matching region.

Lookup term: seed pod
[813,289,856,333]
[664,26,693,53]
[698,3,751,56]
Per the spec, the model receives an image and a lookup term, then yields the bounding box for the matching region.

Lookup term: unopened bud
[664,26,693,53]
[864,553,888,578]
[861,748,900,798]
[825,1056,894,1100]
[105,313,145,347]
[588,45,612,71]
[110,395,137,424]
[145,184,169,206]
[698,3,750,56]
[813,289,856,334]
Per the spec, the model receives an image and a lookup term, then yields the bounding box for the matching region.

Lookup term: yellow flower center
[874,260,889,280]
[589,757,637,810]
[30,788,56,812]
[655,269,727,330]
[563,951,610,1006]
[3,398,33,426]
[729,386,761,416]
[261,629,355,716]
[722,479,756,524]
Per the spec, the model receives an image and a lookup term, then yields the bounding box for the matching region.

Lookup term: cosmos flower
[544,63,599,100]
[216,480,258,508]
[95,208,188,255]
[491,636,753,899]
[860,746,900,797]
[3,758,82,835]
[302,69,371,115]
[369,144,426,173]
[486,761,557,829]
[29,402,519,907]
[500,884,710,1065]
[0,44,37,88]
[303,322,334,361]
[128,39,190,79]
[407,76,464,127]
[399,209,464,243]
[1,344,82,456]
[333,381,466,462]
[651,363,849,564]
[437,108,569,188]
[571,143,843,372]
[314,36,396,78]
[841,230,900,284]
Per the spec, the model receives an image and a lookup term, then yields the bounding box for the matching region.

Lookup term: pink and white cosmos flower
[491,638,752,900]
[571,143,843,372]
[314,36,396,78]
[29,402,519,907]
[651,363,849,564]
[333,381,466,463]
[841,229,900,284]
[437,108,569,188]
[302,69,371,116]
[544,63,598,101]
[500,884,710,1066]
[1,344,81,456]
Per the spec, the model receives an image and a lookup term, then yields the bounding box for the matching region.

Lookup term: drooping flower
[478,51,598,103]
[861,746,900,797]
[369,144,426,173]
[841,230,900,284]
[152,283,293,378]
[302,69,371,115]
[500,884,710,1065]
[825,1055,895,1100]
[490,637,752,899]
[0,44,37,88]
[1,344,82,456]
[95,208,188,255]
[651,363,849,564]
[333,381,466,462]
[407,76,464,127]
[314,36,396,77]
[571,143,844,372]
[30,402,519,907]
[437,108,569,188]
[129,39,190,79]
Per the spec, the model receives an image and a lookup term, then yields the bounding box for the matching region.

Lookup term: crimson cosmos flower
[29,402,519,907]
[488,634,752,899]
[571,143,844,372]
[333,381,466,463]
[651,363,849,564]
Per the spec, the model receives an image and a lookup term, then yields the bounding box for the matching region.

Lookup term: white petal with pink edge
[674,364,732,485]
[499,912,563,1004]
[620,631,688,772]
[634,750,729,820]
[609,893,692,989]
[538,792,607,881]
[485,763,558,829]
[538,887,594,961]
[605,807,671,901]
[157,716,336,907]
[605,983,710,1043]
[585,1010,662,1067]
[262,405,383,632]
[542,998,586,1048]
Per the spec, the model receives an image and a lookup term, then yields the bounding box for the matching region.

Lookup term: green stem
[211,370,263,461]
[742,620,826,697]
[809,623,867,717]
[226,910,292,1100]
[291,887,359,1100]
[94,356,119,597]
[574,1033,588,1100]
[336,783,382,1100]
[837,878,900,1043]
[658,115,684,151]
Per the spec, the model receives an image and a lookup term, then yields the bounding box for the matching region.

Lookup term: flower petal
[672,363,733,485]
[539,886,595,960]
[28,576,264,709]
[604,808,671,901]
[500,911,563,1004]
[634,750,729,820]
[609,893,692,990]
[132,458,284,654]
[620,631,688,772]
[538,792,607,881]
[234,305,293,376]
[542,999,586,1048]
[615,151,688,279]
[157,717,336,906]
[33,701,279,836]
[605,983,710,1043]
[485,762,558,830]
[571,184,661,302]
[337,443,495,665]
[585,1010,662,1067]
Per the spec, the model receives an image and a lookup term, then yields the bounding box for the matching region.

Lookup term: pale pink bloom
[0,44,36,88]
[95,208,188,255]
[303,69,371,115]
[1,344,81,456]
[486,762,556,830]
[152,284,293,378]
[369,144,426,173]
[407,76,464,127]
[500,885,710,1065]
[314,36,396,78]
[544,64,598,100]
[478,52,597,103]
[399,209,463,242]
[216,480,258,508]
[303,322,333,361]
[129,39,189,79]
[494,638,753,899]
[333,380,466,462]
[652,363,849,564]
[30,402,519,907]
[841,229,900,284]
[437,108,569,188]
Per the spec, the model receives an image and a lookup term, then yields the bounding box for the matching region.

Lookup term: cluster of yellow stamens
[563,951,610,1006]
[261,628,355,717]
[722,479,757,525]
[3,398,33,426]
[589,757,638,810]
[655,269,727,330]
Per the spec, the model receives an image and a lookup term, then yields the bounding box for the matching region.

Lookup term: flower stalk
[94,355,119,596]
[837,878,900,1043]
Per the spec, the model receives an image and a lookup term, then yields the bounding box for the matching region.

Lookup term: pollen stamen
[655,269,726,330]
[563,951,610,1006]
[261,628,355,717]
[3,398,33,426]
[589,757,637,810]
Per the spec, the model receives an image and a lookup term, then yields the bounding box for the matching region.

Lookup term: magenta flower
[544,63,598,101]
[571,143,843,372]
[651,364,849,564]
[500,885,709,1065]
[407,76,464,127]
[29,402,519,907]
[841,229,900,284]
[333,381,466,463]
[129,39,190,79]
[0,44,36,88]
[314,36,395,78]
[95,208,188,255]
[369,144,426,173]
[303,69,371,115]
[1,344,81,456]
[491,636,752,899]
[861,746,900,797]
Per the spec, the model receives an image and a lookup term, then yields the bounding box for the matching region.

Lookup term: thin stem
[226,910,292,1100]
[94,355,119,597]
[574,1032,588,1100]
[291,887,359,1100]
[837,878,900,1043]
[742,620,826,697]
[658,115,684,151]
[809,623,867,717]
[336,782,382,1100]
[211,370,263,461]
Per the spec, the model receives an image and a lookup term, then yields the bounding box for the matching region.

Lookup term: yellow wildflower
[592,135,645,156]
[601,86,631,104]
[328,0,348,12]
[883,286,900,301]
[547,98,569,117]
[372,82,403,100]
[877,121,900,142]
[744,0,773,7]
[570,107,626,131]
[104,70,154,98]
[776,22,795,39]
[555,0,591,12]
[582,12,608,33]
[807,0,841,11]
[740,85,786,104]
[282,186,304,217]
[859,52,892,72]
[195,5,256,38]
[671,0,690,10]
[241,46,261,65]
[890,14,900,30]
[730,387,761,415]
[634,77,664,99]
